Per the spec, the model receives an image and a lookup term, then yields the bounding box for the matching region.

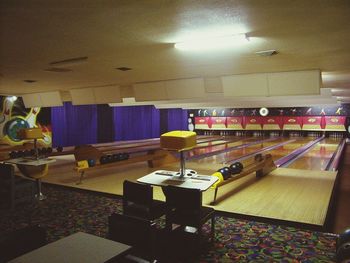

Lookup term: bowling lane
[187,137,316,169]
[187,136,259,158]
[285,137,342,170]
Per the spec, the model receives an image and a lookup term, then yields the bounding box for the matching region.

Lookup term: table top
[8,232,131,263]
[137,170,218,191]
[5,157,56,166]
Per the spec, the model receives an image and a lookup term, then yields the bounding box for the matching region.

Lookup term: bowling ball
[106,155,114,163]
[337,242,350,263]
[46,147,53,154]
[211,172,224,188]
[254,153,263,162]
[30,149,36,156]
[112,153,121,162]
[87,159,96,167]
[18,150,25,158]
[338,228,350,249]
[100,155,108,164]
[13,151,21,158]
[121,153,130,160]
[9,151,16,159]
[229,163,242,175]
[56,146,63,152]
[235,162,244,171]
[218,167,231,180]
[41,147,47,154]
[23,149,31,157]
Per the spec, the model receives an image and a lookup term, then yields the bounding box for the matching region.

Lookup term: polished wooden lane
[286,138,341,170]
[42,135,343,230]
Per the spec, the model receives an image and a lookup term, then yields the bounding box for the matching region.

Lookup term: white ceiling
[1,0,350,105]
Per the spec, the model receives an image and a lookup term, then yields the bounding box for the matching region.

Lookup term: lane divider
[186,137,279,161]
[275,137,325,167]
[325,139,346,171]
[223,139,296,165]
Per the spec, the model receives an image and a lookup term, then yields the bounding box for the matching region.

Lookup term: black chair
[108,213,159,262]
[164,185,216,250]
[0,225,47,263]
[0,163,35,210]
[123,180,166,221]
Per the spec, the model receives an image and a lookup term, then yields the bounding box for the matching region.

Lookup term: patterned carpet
[0,184,336,262]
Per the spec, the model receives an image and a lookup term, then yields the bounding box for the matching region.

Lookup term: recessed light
[116,67,132,71]
[255,50,278,56]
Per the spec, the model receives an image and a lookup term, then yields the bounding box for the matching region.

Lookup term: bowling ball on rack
[106,154,114,163]
[99,155,107,164]
[211,172,224,188]
[235,162,244,171]
[337,228,350,250]
[46,147,53,154]
[112,153,121,162]
[87,159,96,167]
[23,149,31,157]
[41,147,47,155]
[218,167,231,180]
[254,153,263,162]
[337,242,350,263]
[121,153,130,160]
[229,163,242,175]
[56,146,63,152]
[9,151,16,159]
[30,149,36,156]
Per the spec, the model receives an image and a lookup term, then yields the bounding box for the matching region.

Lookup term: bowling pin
[0,98,14,138]
[187,118,194,131]
[26,107,41,128]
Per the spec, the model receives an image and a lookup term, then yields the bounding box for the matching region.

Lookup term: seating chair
[0,163,35,210]
[108,213,159,262]
[164,185,215,250]
[122,180,166,221]
[0,225,47,262]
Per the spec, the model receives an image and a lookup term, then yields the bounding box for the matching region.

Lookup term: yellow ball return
[137,131,218,191]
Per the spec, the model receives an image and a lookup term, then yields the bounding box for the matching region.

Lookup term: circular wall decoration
[259,107,269,116]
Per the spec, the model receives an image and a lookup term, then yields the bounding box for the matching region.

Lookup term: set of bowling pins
[219,131,231,136]
[203,131,214,135]
[269,132,280,137]
[289,132,302,137]
[329,132,344,138]
[307,132,323,137]
[252,131,264,137]
[235,131,245,136]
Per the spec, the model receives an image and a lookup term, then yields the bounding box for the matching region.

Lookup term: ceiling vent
[23,79,37,83]
[45,67,72,73]
[116,67,132,71]
[49,56,88,66]
[255,50,278,57]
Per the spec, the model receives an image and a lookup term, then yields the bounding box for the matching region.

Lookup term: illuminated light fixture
[174,33,250,51]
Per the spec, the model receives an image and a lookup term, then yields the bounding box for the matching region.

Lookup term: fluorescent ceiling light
[174,33,250,51]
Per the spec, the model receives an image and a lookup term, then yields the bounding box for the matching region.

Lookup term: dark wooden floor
[332,143,350,233]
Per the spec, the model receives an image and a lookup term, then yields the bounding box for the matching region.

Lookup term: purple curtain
[51,102,97,147]
[167,109,188,131]
[113,106,160,140]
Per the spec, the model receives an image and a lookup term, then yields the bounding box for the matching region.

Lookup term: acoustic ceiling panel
[93,86,122,104]
[165,78,205,99]
[39,91,63,107]
[21,91,63,108]
[268,70,320,96]
[222,73,269,97]
[70,88,95,105]
[133,82,167,101]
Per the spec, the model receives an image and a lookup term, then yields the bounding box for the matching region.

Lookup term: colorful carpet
[0,184,336,262]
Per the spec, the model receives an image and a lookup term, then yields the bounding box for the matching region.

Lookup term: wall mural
[0,96,52,147]
[190,104,350,117]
